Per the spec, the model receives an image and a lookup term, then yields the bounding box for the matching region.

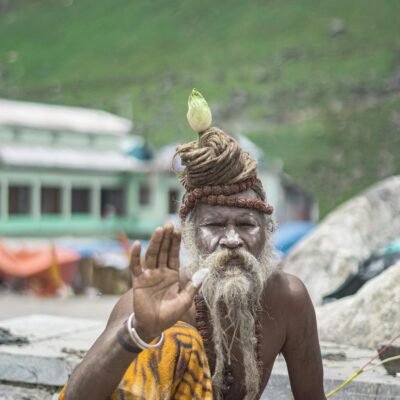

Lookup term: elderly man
[60,91,325,400]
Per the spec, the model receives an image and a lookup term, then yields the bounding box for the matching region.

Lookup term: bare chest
[217,314,286,399]
[184,303,286,399]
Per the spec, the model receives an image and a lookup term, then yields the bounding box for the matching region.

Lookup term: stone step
[0,315,399,399]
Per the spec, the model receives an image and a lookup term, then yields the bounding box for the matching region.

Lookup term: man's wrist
[134,324,158,344]
[130,314,161,343]
[116,326,142,354]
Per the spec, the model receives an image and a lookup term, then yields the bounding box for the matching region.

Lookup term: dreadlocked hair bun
[176,126,266,201]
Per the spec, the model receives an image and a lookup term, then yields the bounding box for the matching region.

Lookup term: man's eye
[238,222,256,227]
[205,223,225,227]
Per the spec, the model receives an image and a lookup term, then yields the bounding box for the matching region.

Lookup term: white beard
[183,223,273,400]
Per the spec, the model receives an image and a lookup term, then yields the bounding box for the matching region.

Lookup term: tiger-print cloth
[58,321,213,400]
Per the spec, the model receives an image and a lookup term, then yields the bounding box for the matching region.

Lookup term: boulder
[316,262,400,349]
[284,176,400,303]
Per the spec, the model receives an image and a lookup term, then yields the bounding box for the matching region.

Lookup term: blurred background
[0,0,400,300]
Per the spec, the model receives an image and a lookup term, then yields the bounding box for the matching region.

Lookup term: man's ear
[267,217,276,233]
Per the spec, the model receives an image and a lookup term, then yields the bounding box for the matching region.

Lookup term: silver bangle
[126,313,164,350]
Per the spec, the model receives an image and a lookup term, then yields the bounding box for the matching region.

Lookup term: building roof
[0,144,148,172]
[0,99,132,135]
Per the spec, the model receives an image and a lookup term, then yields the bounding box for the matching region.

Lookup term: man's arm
[64,291,138,400]
[282,275,326,400]
[64,225,202,400]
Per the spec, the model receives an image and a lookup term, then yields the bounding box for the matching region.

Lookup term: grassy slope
[1,0,400,215]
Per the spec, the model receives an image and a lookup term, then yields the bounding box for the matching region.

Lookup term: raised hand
[129,224,206,341]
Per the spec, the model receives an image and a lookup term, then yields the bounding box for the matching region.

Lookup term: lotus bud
[187,89,212,134]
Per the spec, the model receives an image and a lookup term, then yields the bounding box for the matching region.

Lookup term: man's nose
[220,227,243,249]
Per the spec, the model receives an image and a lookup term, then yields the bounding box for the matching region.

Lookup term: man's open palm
[130,224,199,340]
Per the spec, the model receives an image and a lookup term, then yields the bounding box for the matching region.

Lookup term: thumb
[179,268,209,306]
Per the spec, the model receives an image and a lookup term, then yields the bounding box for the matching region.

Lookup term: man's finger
[168,231,181,271]
[130,241,142,277]
[145,227,164,269]
[158,224,173,268]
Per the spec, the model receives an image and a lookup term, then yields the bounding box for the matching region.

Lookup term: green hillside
[1,0,400,215]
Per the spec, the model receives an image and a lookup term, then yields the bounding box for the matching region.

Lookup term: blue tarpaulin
[273,221,315,255]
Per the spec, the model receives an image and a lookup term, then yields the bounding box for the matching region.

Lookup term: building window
[72,188,91,214]
[9,185,31,215]
[168,189,180,214]
[139,184,151,206]
[41,186,61,215]
[101,188,125,217]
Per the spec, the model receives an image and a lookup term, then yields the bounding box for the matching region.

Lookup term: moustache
[213,248,254,272]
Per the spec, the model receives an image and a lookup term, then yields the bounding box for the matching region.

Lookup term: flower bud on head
[187,89,212,134]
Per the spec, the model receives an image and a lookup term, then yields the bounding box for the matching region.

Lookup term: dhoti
[58,321,213,400]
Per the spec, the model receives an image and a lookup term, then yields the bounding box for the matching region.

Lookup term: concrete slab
[0,315,104,386]
[0,384,55,400]
[0,314,399,399]
[270,341,400,386]
[0,293,118,322]
[262,341,400,399]
[262,374,400,399]
[0,314,104,342]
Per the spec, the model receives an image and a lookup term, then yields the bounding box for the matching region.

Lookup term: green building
[0,99,184,239]
[0,98,317,242]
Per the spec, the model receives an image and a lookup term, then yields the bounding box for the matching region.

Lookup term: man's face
[193,189,267,261]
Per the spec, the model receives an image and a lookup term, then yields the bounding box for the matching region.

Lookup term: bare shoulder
[264,270,312,313]
[266,270,308,297]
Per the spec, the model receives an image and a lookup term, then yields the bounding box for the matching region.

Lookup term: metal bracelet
[126,313,164,350]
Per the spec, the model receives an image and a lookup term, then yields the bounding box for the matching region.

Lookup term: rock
[378,345,400,377]
[0,327,28,345]
[316,262,400,349]
[0,315,104,386]
[0,384,54,400]
[284,176,400,303]
[329,19,346,37]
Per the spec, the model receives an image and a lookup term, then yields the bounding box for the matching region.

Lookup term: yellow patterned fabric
[58,321,213,400]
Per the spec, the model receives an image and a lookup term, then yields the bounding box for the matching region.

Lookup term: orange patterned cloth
[58,321,213,400]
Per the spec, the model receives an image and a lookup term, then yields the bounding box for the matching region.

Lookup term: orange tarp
[0,242,79,278]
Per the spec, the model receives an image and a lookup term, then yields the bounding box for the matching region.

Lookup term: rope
[325,334,400,398]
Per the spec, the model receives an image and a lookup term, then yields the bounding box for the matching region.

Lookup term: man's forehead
[196,205,262,220]
[193,189,265,221]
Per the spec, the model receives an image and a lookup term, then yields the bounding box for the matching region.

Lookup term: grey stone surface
[0,327,28,345]
[261,374,400,399]
[1,315,399,398]
[0,315,104,386]
[261,343,400,399]
[0,314,104,342]
[0,353,73,386]
[261,374,291,399]
[0,384,54,400]
[0,293,118,322]
[324,379,400,399]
